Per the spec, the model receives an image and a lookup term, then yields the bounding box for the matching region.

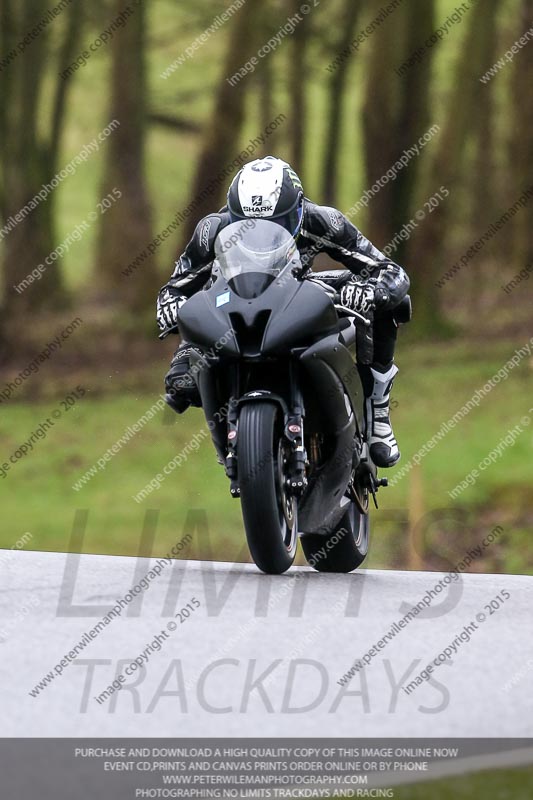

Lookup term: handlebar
[158,325,180,340]
[159,301,372,340]
[334,304,372,327]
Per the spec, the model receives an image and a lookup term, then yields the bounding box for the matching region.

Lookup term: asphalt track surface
[1,550,532,738]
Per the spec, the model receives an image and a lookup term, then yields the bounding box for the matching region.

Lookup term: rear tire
[300,502,369,573]
[239,402,298,574]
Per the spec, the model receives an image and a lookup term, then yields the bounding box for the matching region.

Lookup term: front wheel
[300,501,369,573]
[238,402,298,574]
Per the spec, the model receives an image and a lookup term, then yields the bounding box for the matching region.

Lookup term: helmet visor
[272,204,303,237]
[228,198,304,238]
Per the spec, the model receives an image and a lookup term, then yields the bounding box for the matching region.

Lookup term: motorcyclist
[157,156,410,467]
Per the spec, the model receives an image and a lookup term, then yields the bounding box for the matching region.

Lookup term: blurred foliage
[0,0,531,337]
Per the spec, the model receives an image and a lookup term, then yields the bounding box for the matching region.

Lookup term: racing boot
[358,361,400,468]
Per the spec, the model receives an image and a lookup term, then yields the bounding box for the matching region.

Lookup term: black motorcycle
[171,219,388,575]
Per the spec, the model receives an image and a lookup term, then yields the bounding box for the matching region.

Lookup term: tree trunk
[256,52,275,157]
[361,0,405,247]
[253,3,280,158]
[393,0,435,262]
[321,0,361,205]
[96,0,155,311]
[288,0,308,173]
[0,0,14,213]
[1,0,80,333]
[510,0,533,268]
[467,6,498,311]
[182,2,267,243]
[406,0,489,333]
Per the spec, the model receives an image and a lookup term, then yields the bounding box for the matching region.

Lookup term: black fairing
[177,267,365,538]
[178,272,338,357]
[297,335,364,534]
[177,286,239,356]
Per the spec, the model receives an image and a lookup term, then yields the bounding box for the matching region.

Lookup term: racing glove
[369,264,410,309]
[156,289,187,333]
[339,280,375,315]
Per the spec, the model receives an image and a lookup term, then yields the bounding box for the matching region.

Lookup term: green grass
[392,764,533,799]
[2,337,532,570]
[0,393,243,560]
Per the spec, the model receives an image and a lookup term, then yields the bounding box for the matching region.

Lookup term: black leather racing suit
[159,200,410,408]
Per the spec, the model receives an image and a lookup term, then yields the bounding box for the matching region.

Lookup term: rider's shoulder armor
[302,200,347,239]
[188,209,232,265]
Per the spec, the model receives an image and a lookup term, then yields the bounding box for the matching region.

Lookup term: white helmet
[227,156,305,236]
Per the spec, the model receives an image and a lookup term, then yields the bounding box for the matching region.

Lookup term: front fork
[224,361,308,499]
[283,361,308,496]
[225,399,240,497]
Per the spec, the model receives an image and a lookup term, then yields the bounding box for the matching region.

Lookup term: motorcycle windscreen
[214,219,300,300]
[228,271,275,299]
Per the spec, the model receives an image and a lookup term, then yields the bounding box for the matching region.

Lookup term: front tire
[238,402,298,574]
[300,502,369,573]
